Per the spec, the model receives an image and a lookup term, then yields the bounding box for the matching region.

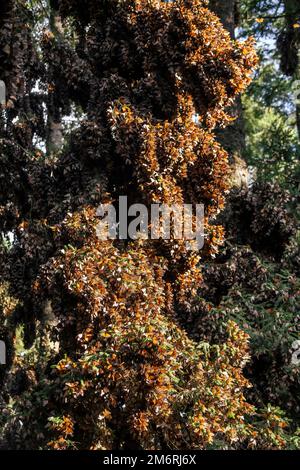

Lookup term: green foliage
[240,0,300,192]
[216,261,299,357]
[241,58,300,191]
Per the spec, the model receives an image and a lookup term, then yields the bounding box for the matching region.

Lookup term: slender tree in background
[1,0,298,451]
[279,0,300,139]
[237,0,300,191]
[241,0,300,143]
[209,0,250,187]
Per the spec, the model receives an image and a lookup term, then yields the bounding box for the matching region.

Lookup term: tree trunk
[46,8,63,154]
[278,0,300,141]
[210,0,237,38]
[209,0,249,187]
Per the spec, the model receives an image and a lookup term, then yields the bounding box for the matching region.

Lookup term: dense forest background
[0,0,299,450]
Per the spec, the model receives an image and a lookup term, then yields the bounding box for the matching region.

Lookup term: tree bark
[209,0,248,187]
[210,0,237,38]
[277,0,300,140]
[46,8,63,154]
